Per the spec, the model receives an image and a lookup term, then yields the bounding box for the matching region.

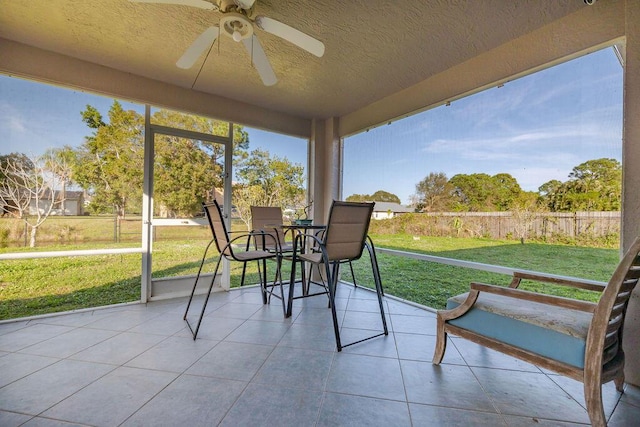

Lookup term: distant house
[0,201,18,217]
[28,190,85,216]
[371,202,413,220]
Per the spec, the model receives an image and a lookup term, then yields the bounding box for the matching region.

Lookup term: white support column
[310,117,341,223]
[622,0,640,386]
[221,124,234,291]
[141,105,154,302]
[308,118,320,220]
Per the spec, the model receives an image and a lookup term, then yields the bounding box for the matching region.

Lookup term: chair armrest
[470,282,597,313]
[228,231,271,249]
[510,271,606,292]
[253,227,281,249]
[293,232,323,247]
[291,232,324,257]
[227,232,254,244]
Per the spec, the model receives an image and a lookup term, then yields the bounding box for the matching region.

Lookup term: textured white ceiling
[0,0,586,120]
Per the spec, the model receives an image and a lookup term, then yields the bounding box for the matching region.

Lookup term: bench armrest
[510,271,606,292]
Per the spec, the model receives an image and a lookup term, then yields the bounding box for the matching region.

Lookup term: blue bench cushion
[447,292,592,368]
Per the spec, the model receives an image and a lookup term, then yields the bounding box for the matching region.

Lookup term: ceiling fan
[130,0,325,86]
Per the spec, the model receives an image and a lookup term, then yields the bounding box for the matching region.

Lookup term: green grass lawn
[349,234,618,310]
[0,234,619,320]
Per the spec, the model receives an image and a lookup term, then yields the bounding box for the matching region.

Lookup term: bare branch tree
[0,154,66,247]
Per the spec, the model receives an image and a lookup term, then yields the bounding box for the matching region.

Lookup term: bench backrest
[589,236,640,369]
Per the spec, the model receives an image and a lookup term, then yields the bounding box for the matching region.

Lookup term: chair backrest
[323,200,374,262]
[589,235,640,369]
[202,200,233,257]
[251,206,285,251]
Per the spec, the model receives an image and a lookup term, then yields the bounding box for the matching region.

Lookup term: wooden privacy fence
[372,211,621,240]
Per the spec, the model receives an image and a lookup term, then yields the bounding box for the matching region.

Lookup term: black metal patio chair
[183,200,285,339]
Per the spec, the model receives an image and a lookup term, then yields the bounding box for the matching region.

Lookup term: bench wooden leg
[584,376,607,427]
[432,315,447,365]
[614,373,625,393]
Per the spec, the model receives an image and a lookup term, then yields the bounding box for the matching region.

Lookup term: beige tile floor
[1,283,639,426]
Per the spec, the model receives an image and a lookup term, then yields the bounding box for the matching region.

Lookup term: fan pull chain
[250,35,254,67]
[192,38,217,90]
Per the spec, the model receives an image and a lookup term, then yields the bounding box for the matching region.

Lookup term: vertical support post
[622,0,640,386]
[220,123,234,291]
[311,117,341,224]
[141,105,154,302]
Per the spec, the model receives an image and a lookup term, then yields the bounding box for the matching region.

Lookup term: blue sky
[1,47,622,205]
[344,47,623,204]
[0,76,307,174]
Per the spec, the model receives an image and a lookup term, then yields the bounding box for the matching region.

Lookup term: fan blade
[234,0,256,9]
[129,0,216,10]
[242,35,277,86]
[255,16,325,57]
[176,26,219,69]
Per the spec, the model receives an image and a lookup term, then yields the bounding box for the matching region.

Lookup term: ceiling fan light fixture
[150,0,326,86]
[220,12,253,41]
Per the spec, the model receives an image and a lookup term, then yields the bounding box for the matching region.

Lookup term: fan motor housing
[220,12,253,41]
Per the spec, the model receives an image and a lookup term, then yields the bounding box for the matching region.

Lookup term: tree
[44,146,77,215]
[346,194,369,202]
[0,153,34,217]
[568,158,621,211]
[346,190,401,204]
[448,173,495,211]
[151,110,251,217]
[511,191,544,243]
[151,109,250,217]
[72,103,251,217]
[151,108,249,169]
[370,190,400,203]
[412,172,453,212]
[491,173,522,211]
[447,172,522,212]
[0,154,66,247]
[539,179,567,211]
[539,158,621,212]
[234,149,305,228]
[153,134,222,217]
[73,101,144,217]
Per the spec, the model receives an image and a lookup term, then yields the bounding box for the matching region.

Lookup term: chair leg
[274,255,287,315]
[286,257,309,316]
[184,240,213,321]
[286,255,297,318]
[259,258,268,304]
[184,255,223,340]
[365,240,388,335]
[584,376,607,427]
[366,236,384,296]
[239,236,254,287]
[432,315,447,365]
[325,263,338,309]
[262,256,287,315]
[349,261,357,288]
[327,240,388,352]
[328,261,343,351]
[240,262,248,287]
[302,259,311,296]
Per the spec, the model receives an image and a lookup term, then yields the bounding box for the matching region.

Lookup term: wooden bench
[433,237,640,426]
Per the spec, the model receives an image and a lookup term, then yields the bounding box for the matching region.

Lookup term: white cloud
[422,122,616,160]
